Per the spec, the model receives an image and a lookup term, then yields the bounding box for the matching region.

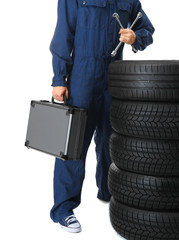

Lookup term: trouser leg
[50,157,85,222]
[50,95,103,222]
[94,89,113,201]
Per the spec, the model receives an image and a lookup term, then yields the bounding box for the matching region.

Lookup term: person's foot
[59,214,81,233]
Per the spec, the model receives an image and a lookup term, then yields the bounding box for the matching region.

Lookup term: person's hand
[119,29,137,45]
[52,86,69,101]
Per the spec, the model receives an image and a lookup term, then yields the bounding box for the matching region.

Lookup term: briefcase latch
[59,152,68,160]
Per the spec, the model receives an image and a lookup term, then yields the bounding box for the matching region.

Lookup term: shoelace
[64,215,77,224]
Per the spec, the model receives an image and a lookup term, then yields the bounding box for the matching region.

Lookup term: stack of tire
[107,60,179,240]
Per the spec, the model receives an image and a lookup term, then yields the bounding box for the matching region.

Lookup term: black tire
[108,163,179,211]
[110,197,179,240]
[110,100,179,140]
[108,60,179,102]
[109,131,179,177]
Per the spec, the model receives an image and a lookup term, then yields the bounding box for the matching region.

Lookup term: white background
[0,0,178,239]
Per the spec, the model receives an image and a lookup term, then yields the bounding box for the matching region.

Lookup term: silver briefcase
[25,98,88,160]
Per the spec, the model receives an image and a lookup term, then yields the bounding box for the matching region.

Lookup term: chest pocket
[78,0,108,30]
[116,2,131,28]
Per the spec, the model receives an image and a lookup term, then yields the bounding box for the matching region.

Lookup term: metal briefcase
[25,98,88,160]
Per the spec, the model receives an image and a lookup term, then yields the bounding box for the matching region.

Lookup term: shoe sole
[59,224,81,233]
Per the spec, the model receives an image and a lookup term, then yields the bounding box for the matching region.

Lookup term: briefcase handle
[52,94,67,105]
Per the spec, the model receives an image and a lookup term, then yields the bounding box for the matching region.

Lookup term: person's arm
[131,0,155,52]
[50,0,78,87]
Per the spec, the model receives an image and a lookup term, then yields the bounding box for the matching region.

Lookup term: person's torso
[74,0,132,59]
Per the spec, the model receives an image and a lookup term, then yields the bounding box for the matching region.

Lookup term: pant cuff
[97,192,111,202]
[50,210,74,223]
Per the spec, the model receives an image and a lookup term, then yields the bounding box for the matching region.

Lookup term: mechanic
[50,0,155,233]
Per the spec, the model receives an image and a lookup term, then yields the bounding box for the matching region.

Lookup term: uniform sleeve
[50,0,78,87]
[130,0,155,52]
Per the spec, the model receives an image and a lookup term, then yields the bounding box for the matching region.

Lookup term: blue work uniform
[50,0,155,222]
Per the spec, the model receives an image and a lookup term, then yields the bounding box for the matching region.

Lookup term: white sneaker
[59,214,81,233]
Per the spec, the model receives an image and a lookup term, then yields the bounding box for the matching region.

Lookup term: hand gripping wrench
[111,12,143,57]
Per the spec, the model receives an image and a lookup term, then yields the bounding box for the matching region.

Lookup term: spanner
[111,12,143,57]
[112,12,124,29]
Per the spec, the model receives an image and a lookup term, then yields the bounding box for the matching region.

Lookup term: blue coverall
[50,0,155,222]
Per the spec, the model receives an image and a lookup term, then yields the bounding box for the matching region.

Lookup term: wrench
[112,12,124,29]
[130,12,143,29]
[111,13,124,57]
[111,12,143,57]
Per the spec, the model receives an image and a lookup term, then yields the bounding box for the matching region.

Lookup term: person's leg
[50,157,85,222]
[94,89,113,201]
[50,95,103,222]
